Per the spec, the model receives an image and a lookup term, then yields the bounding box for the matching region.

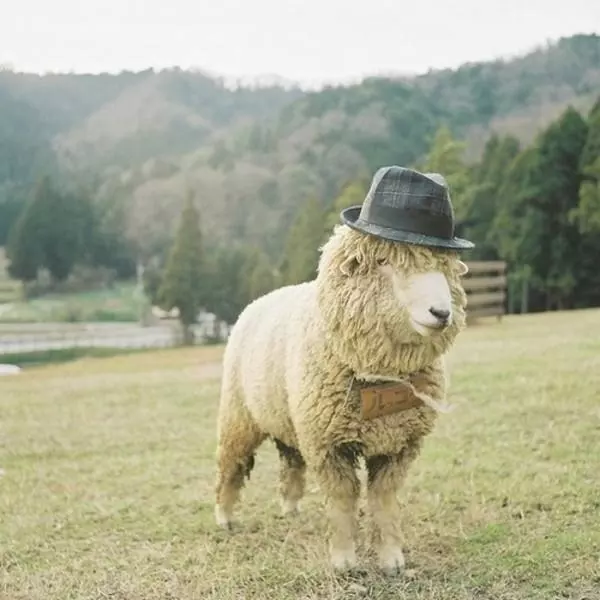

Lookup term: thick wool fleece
[215,225,468,571]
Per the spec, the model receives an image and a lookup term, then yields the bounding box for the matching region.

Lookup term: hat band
[360,204,453,239]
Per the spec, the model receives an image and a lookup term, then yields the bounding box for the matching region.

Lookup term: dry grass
[1,310,600,599]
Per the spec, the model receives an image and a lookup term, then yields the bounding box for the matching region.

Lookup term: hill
[0,33,599,254]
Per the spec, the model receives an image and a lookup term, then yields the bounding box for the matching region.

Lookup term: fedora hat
[340,166,474,250]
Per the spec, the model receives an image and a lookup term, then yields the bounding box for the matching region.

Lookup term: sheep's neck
[332,333,448,380]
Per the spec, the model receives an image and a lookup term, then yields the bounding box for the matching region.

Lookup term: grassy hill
[1,308,599,599]
[1,34,599,254]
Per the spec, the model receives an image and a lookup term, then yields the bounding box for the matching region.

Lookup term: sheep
[213,166,472,574]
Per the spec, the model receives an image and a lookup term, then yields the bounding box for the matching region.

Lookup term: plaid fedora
[340,166,474,250]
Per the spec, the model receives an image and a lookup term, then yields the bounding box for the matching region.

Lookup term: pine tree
[6,201,42,282]
[158,193,205,345]
[246,249,276,302]
[578,96,600,170]
[7,175,91,283]
[569,98,600,306]
[534,107,588,310]
[88,192,136,278]
[464,134,520,259]
[280,197,327,285]
[324,179,369,232]
[570,98,600,233]
[491,147,545,312]
[41,187,94,282]
[572,157,600,233]
[418,125,471,219]
[203,246,247,325]
[492,108,588,311]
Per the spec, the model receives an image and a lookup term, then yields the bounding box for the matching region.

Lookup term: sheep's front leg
[366,442,422,575]
[314,443,362,571]
[274,438,306,515]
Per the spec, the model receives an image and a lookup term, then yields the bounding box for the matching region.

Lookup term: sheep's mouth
[411,319,449,335]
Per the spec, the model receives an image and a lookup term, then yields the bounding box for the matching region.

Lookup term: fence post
[464,261,507,324]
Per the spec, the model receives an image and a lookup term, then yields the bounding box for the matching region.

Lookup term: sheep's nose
[429,307,451,325]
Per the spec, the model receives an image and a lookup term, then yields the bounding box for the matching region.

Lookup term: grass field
[0,282,140,324]
[0,248,141,324]
[1,310,599,599]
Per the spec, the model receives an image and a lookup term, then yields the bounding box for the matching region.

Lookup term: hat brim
[340,206,475,250]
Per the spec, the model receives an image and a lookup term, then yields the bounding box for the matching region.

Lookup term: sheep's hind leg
[274,439,306,516]
[214,401,265,529]
[366,442,422,575]
[311,442,362,571]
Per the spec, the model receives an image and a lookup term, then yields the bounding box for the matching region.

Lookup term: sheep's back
[220,281,320,444]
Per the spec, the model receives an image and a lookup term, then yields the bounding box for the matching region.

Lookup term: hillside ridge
[0,33,599,253]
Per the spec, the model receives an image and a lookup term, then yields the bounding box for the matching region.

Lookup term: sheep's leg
[366,442,422,575]
[312,443,362,571]
[214,401,265,529]
[274,439,306,516]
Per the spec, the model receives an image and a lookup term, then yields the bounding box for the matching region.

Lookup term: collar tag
[359,381,423,420]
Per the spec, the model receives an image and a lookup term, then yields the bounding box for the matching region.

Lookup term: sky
[2,0,599,87]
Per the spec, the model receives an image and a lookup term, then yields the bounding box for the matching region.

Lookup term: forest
[5,97,600,321]
[1,34,600,324]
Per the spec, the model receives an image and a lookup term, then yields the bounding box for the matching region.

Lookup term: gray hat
[340,166,474,250]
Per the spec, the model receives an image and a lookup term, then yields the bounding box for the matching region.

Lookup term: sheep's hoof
[378,545,406,576]
[330,546,357,572]
[214,505,233,530]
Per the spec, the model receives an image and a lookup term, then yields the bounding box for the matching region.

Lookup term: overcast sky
[2,0,599,87]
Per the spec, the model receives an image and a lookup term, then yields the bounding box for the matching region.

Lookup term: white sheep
[214,166,473,574]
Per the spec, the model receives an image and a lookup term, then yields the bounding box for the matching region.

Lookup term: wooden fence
[464,261,507,322]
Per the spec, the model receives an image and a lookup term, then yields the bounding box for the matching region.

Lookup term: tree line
[4,96,599,333]
[267,97,600,315]
[446,98,600,312]
[6,175,136,286]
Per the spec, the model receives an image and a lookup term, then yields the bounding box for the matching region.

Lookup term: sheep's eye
[376,258,388,266]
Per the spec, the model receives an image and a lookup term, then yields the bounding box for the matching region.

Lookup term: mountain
[0,33,599,256]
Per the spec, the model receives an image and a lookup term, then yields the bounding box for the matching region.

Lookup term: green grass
[1,310,599,599]
[0,282,140,323]
[0,281,23,304]
[0,346,157,368]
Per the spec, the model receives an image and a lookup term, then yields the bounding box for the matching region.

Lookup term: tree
[7,176,92,283]
[87,192,137,278]
[578,96,600,171]
[280,197,327,285]
[42,187,95,282]
[202,244,278,328]
[6,202,42,282]
[492,107,588,311]
[570,98,600,233]
[491,147,546,312]
[244,248,277,303]
[324,178,369,232]
[463,134,521,259]
[571,157,600,233]
[157,193,205,345]
[568,98,600,307]
[204,245,251,326]
[533,107,588,310]
[417,125,471,220]
[0,81,56,246]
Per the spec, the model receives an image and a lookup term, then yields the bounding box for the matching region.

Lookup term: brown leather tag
[360,382,423,420]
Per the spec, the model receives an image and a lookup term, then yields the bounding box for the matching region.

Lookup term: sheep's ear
[340,255,361,277]
[457,260,469,276]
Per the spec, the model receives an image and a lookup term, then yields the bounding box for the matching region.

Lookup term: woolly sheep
[214,173,471,574]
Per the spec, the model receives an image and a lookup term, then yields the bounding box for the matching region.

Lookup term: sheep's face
[316,226,469,375]
[378,261,466,337]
